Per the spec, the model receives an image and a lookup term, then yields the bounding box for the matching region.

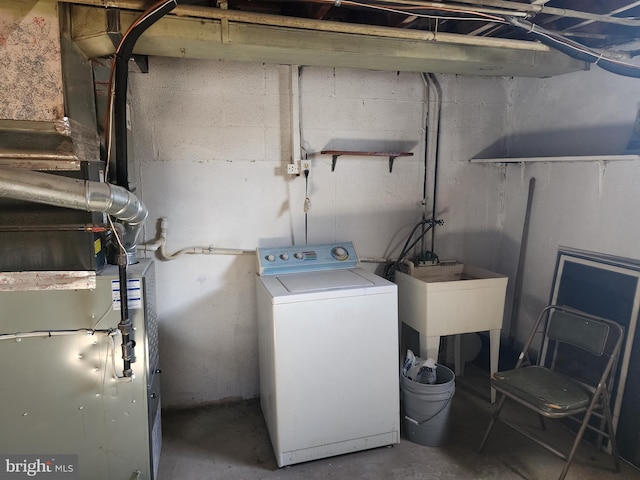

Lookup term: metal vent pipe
[0,166,147,262]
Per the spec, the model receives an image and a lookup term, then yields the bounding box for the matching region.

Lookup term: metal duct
[0,166,147,262]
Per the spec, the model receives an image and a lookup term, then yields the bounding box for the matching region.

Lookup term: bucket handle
[403,391,453,427]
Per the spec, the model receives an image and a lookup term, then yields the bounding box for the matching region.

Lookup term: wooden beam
[69,3,587,77]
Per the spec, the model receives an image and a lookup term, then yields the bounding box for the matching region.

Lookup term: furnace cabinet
[0,260,160,479]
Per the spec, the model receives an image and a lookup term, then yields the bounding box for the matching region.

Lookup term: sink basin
[395,262,508,402]
[396,262,508,337]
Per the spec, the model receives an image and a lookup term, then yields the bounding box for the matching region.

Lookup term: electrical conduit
[506,17,640,79]
[111,0,199,377]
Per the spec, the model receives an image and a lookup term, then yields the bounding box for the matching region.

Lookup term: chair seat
[492,366,592,415]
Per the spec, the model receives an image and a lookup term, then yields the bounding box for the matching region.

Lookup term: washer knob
[266,254,276,262]
[294,252,304,260]
[332,246,349,261]
[280,253,289,261]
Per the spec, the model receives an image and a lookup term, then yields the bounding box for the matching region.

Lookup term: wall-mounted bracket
[321,150,413,172]
[106,8,122,47]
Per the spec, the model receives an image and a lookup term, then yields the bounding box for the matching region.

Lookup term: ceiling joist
[62,0,640,51]
[67,2,587,77]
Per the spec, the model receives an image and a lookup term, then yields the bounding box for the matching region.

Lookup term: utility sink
[395,262,508,402]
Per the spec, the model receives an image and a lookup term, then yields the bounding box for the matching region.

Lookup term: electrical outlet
[301,160,311,172]
[287,163,300,175]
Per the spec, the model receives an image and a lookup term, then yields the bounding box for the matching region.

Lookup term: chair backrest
[547,310,610,356]
[537,306,625,388]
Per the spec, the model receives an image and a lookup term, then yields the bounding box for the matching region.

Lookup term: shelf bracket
[389,155,397,173]
[331,154,339,172]
[321,150,413,172]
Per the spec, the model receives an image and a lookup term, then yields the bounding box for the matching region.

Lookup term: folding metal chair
[479,305,624,480]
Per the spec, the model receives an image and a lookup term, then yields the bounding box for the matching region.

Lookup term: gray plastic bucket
[401,364,455,447]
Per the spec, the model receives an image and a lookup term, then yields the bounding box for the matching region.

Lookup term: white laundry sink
[396,262,507,337]
[395,262,508,402]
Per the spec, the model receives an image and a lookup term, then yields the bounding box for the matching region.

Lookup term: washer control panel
[257,242,358,275]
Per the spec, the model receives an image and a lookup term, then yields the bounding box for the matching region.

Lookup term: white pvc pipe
[360,257,391,264]
[139,217,255,260]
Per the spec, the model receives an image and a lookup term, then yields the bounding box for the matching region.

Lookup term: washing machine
[255,242,400,467]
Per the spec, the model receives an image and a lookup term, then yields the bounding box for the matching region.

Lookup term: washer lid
[277,269,374,293]
[257,268,397,303]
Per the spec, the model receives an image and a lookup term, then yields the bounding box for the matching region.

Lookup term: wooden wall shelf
[320,150,414,172]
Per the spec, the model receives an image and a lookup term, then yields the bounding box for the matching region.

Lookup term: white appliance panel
[0,260,159,479]
[256,261,400,467]
[273,293,399,451]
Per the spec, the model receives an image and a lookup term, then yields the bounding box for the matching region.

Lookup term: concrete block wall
[136,51,640,406]
[432,75,512,269]
[297,67,427,256]
[130,59,453,407]
[493,63,640,347]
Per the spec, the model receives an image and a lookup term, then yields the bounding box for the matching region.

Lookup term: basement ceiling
[66,0,640,76]
[202,0,640,50]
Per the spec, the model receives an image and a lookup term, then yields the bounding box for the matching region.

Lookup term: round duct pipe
[0,166,147,263]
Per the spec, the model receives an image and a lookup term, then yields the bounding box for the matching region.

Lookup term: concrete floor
[157,365,640,480]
